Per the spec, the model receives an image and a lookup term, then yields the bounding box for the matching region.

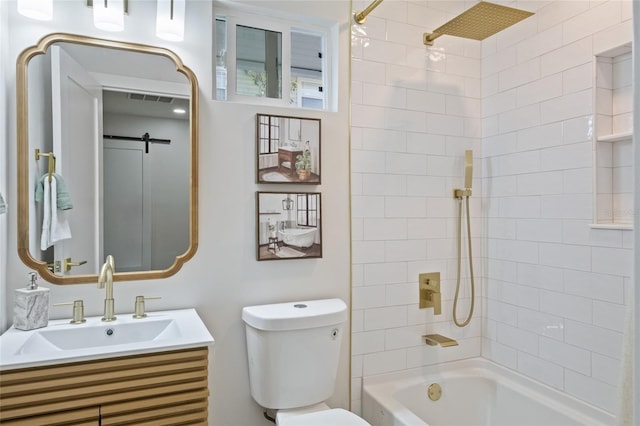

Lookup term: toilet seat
[277,408,371,426]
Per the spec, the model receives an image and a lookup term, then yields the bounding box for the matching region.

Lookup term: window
[258,115,280,154]
[215,18,227,100]
[236,25,282,98]
[296,193,318,227]
[214,7,332,110]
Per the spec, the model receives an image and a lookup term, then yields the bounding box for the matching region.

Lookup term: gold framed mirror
[17,33,199,284]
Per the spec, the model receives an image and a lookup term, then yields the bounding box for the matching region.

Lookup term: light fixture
[156,0,186,42]
[173,108,186,114]
[282,196,294,211]
[17,0,53,20]
[93,0,125,32]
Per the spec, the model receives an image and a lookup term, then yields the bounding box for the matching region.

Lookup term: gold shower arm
[423,33,443,46]
[354,0,383,24]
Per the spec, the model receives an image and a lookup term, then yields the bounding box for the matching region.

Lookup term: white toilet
[242,298,371,426]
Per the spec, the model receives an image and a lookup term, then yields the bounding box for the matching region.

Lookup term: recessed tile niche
[593,42,633,229]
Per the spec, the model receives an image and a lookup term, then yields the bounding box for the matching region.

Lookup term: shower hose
[453,194,475,327]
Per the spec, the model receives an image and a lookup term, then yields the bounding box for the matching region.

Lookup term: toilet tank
[242,299,348,410]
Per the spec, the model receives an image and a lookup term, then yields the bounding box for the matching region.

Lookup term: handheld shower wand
[455,150,473,197]
[453,150,475,327]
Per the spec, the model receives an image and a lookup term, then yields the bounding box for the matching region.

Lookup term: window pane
[258,115,280,155]
[291,31,323,109]
[236,25,282,99]
[215,18,227,101]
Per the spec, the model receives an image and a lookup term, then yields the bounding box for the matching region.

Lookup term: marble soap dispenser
[14,272,50,330]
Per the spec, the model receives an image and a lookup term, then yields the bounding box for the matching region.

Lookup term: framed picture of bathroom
[256,191,322,261]
[256,114,321,184]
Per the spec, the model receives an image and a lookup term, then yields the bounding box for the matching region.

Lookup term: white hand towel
[40,176,72,250]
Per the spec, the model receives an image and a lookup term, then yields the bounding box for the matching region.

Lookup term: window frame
[296,193,318,227]
[214,5,332,110]
[257,115,281,155]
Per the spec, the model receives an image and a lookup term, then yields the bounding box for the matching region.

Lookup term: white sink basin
[0,309,214,370]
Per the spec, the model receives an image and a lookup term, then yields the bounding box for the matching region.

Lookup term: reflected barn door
[50,45,101,275]
[103,139,151,272]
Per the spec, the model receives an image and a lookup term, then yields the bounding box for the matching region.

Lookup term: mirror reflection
[17,34,198,284]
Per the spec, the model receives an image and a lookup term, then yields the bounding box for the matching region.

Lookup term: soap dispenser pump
[14,272,50,330]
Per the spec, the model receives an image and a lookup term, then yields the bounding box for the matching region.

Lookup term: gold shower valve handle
[419,272,441,315]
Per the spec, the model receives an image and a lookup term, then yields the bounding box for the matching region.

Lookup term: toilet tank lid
[242,298,347,331]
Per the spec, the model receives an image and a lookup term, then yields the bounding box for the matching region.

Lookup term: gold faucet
[98,255,116,322]
[423,334,458,347]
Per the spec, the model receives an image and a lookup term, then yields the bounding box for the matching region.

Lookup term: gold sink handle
[54,300,86,324]
[133,296,162,319]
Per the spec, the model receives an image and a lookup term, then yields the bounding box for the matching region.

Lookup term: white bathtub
[278,227,316,248]
[362,358,614,426]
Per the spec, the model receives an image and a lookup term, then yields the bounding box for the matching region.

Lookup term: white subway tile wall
[350,0,632,416]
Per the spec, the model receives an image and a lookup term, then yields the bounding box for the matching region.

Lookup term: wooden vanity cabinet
[278,148,303,177]
[0,347,209,425]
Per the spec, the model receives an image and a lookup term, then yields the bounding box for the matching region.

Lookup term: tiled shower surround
[350,0,632,415]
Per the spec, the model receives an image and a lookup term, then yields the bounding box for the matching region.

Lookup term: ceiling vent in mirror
[127,93,174,104]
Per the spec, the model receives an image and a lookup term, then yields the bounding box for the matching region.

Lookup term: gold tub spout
[423,334,458,347]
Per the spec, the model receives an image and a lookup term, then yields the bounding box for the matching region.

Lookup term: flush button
[293,304,307,308]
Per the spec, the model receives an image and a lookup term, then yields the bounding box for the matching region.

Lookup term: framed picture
[256,114,321,184]
[256,191,322,261]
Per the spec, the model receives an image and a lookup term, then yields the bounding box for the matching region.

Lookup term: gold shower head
[424,1,534,45]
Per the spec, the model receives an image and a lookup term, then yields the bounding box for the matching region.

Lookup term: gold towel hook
[35,148,56,182]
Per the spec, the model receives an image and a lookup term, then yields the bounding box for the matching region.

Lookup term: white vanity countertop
[0,308,214,371]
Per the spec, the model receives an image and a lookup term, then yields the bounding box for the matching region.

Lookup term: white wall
[350,0,483,414]
[481,0,632,414]
[1,1,352,425]
[350,0,634,417]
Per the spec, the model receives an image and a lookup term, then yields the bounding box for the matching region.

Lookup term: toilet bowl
[276,403,370,426]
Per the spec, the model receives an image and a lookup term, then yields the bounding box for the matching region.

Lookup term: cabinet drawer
[0,347,209,424]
